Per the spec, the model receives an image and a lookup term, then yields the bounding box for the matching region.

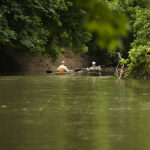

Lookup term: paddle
[46,70,53,73]
[46,70,73,74]
[74,68,87,72]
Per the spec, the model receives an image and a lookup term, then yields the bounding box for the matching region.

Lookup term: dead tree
[114,52,125,79]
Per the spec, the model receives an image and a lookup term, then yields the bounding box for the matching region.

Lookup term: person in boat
[87,61,101,71]
[57,61,70,73]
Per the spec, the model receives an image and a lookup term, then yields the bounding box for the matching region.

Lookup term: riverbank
[0,50,89,75]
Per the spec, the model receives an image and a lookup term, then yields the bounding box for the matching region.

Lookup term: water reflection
[0,76,150,150]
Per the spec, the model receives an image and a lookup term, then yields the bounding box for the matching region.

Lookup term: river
[0,75,150,150]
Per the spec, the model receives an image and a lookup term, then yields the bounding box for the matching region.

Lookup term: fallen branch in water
[114,52,125,79]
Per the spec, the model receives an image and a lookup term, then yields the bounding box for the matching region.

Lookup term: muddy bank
[0,50,89,75]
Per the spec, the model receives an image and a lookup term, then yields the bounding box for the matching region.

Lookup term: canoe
[56,72,71,75]
[46,70,71,75]
[87,70,101,76]
[74,70,101,76]
[46,69,101,76]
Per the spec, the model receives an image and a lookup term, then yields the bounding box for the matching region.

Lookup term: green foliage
[76,0,129,50]
[131,7,150,47]
[89,0,150,78]
[120,58,129,65]
[125,6,150,78]
[126,46,150,78]
[78,0,150,78]
[59,5,92,54]
[125,0,150,8]
[1,0,150,78]
[0,0,91,59]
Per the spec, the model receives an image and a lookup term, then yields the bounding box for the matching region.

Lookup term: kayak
[56,72,71,75]
[75,68,101,76]
[87,71,101,76]
[46,69,101,76]
[46,70,71,75]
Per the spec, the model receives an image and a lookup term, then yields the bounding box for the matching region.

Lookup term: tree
[0,0,91,59]
[75,0,129,50]
[77,0,150,78]
[126,6,150,78]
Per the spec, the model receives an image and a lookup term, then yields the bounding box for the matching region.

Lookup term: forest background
[0,0,150,78]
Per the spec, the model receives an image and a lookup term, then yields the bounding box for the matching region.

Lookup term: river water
[0,75,150,150]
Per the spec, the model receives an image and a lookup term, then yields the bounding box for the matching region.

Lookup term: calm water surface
[0,75,150,150]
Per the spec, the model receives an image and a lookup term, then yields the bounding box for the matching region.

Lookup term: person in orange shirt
[57,61,70,73]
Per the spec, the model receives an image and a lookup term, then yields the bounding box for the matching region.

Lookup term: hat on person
[61,61,65,64]
[92,61,96,65]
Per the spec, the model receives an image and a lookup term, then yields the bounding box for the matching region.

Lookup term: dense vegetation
[78,0,150,78]
[108,0,150,78]
[125,1,150,78]
[0,0,91,59]
[0,0,150,78]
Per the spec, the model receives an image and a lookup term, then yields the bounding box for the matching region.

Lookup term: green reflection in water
[0,76,150,150]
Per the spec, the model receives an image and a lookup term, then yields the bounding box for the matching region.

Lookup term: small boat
[46,69,72,75]
[56,72,71,75]
[87,70,101,76]
[75,68,101,76]
[46,69,101,76]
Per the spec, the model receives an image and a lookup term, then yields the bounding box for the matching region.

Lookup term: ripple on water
[109,107,131,111]
[141,93,149,96]
[1,78,19,81]
[1,105,7,108]
[140,102,150,111]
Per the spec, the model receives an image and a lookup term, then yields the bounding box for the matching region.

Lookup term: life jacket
[59,68,64,73]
